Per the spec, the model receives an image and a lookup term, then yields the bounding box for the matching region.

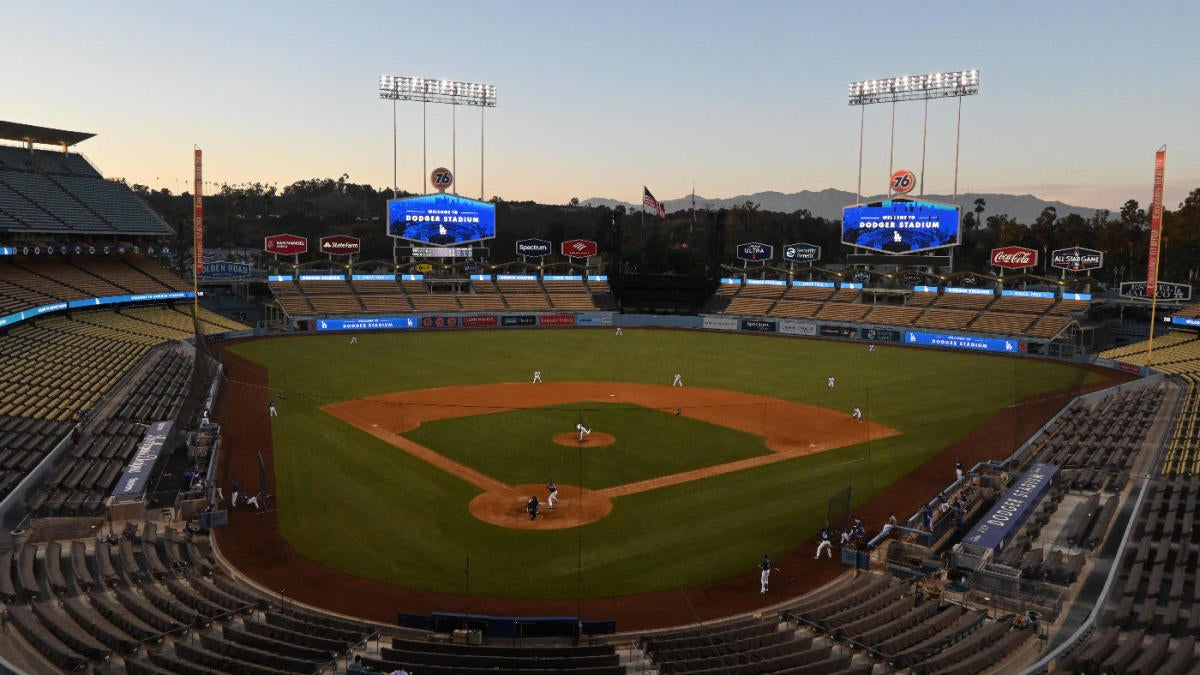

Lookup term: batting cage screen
[826,484,852,533]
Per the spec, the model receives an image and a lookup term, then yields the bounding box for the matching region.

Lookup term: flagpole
[691,182,696,234]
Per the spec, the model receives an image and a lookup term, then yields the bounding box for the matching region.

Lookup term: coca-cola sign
[265,234,308,256]
[319,235,361,256]
[1051,246,1104,272]
[991,246,1037,270]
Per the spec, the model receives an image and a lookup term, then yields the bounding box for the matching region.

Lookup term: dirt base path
[215,344,1134,631]
[324,382,898,529]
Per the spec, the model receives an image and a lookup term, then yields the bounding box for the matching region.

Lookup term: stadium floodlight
[379,75,497,200]
[379,76,497,107]
[846,68,980,205]
[847,69,979,106]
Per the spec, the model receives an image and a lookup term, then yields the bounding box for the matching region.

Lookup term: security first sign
[736,242,773,262]
[561,239,598,258]
[783,242,820,263]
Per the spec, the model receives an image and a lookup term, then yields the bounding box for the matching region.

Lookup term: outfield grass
[231,328,1102,598]
[405,402,770,489]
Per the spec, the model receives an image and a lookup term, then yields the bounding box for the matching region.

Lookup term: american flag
[643,186,666,219]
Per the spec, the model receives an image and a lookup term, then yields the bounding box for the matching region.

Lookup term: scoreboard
[842,199,960,253]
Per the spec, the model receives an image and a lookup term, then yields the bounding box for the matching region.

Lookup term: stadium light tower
[847,69,979,202]
[379,76,497,199]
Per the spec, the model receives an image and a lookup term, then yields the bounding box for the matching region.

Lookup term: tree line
[132,179,1200,286]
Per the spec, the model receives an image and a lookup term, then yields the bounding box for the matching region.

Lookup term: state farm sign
[561,239,598,258]
[264,234,308,256]
[990,246,1037,270]
[319,235,361,256]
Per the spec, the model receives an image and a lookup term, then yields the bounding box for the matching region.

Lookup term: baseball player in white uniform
[532,370,542,384]
[546,479,558,508]
[759,554,775,594]
[815,527,833,559]
[851,407,863,423]
[827,376,836,389]
[672,373,683,387]
[576,423,592,441]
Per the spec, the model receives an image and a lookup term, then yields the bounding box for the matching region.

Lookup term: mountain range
[582,188,1103,225]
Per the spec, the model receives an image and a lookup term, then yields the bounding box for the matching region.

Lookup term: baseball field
[216,327,1104,614]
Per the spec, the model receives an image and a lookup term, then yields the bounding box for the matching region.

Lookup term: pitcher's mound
[553,432,615,448]
[470,484,613,529]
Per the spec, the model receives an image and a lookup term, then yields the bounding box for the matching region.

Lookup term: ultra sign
[736,242,773,262]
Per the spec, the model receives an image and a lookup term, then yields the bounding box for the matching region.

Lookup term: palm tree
[973,198,986,233]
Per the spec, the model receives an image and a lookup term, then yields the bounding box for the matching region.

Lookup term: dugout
[402,611,615,642]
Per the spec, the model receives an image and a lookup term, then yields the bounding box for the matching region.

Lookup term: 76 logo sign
[890,169,916,195]
[430,167,454,191]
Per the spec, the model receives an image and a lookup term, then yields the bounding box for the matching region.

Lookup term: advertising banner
[516,238,553,257]
[904,330,1021,353]
[1171,316,1200,327]
[961,463,1057,553]
[1120,281,1191,301]
[200,261,251,279]
[561,239,598,258]
[783,242,821,263]
[193,149,203,277]
[315,317,418,331]
[820,326,857,338]
[1001,290,1055,299]
[387,194,496,245]
[702,316,740,331]
[736,242,773,262]
[501,315,536,326]
[842,199,960,253]
[739,318,777,332]
[265,234,308,256]
[859,327,902,343]
[1050,246,1103,272]
[990,246,1038,270]
[112,421,174,500]
[779,319,817,336]
[539,315,577,326]
[1147,148,1166,296]
[420,316,460,329]
[461,315,498,328]
[575,315,613,327]
[320,235,361,256]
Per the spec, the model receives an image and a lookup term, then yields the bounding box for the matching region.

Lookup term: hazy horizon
[3,1,1196,213]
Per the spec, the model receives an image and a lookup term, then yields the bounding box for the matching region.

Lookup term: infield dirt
[215,346,1133,630]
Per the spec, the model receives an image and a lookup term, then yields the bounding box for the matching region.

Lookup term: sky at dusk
[3,0,1197,213]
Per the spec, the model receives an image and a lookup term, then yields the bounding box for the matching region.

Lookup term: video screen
[842,199,959,253]
[387,194,496,245]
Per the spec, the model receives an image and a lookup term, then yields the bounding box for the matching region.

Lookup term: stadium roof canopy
[0,121,95,147]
